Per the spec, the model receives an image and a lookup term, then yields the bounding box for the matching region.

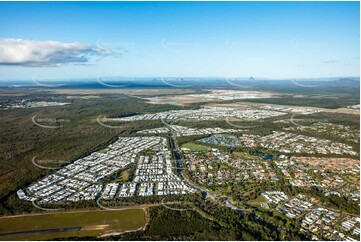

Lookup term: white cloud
[0,38,115,67]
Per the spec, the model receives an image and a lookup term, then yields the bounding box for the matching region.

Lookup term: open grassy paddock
[0,209,146,240]
[182,142,211,151]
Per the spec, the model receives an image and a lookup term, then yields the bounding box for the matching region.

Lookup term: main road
[166,130,282,235]
[167,128,245,213]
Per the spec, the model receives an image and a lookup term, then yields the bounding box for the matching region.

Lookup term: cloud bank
[0,38,114,67]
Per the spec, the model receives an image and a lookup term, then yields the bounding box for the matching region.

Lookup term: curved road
[167,129,246,213]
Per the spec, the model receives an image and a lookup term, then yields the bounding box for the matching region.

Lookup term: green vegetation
[2,230,101,241]
[0,209,146,240]
[0,92,187,215]
[233,151,259,160]
[0,85,359,240]
[61,204,282,241]
[182,142,211,151]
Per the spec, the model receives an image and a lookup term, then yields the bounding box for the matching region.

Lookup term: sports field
[182,142,211,151]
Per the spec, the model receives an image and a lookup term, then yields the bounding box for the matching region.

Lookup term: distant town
[15,95,360,240]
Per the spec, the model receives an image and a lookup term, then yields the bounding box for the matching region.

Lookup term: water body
[167,101,178,105]
[263,155,274,160]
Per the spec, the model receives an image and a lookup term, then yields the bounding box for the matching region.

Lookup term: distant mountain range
[0,77,359,90]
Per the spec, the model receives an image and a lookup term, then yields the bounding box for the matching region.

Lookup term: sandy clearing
[81,225,109,231]
[208,102,360,116]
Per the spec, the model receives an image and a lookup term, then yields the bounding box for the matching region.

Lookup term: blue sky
[0,1,359,80]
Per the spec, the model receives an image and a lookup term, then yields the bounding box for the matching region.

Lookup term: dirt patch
[0,92,27,97]
[81,225,109,231]
[322,108,360,116]
[208,102,360,116]
[144,90,276,106]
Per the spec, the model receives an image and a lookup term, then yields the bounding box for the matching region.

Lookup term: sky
[0,1,359,80]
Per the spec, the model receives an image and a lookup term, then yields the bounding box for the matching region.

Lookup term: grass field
[250,195,267,204]
[0,209,146,240]
[1,230,101,241]
[233,152,259,160]
[113,167,132,183]
[120,169,131,181]
[182,142,210,151]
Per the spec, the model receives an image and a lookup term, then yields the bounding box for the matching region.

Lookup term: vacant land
[144,89,276,105]
[182,143,211,151]
[50,88,197,96]
[233,152,259,160]
[0,209,146,240]
[209,102,360,116]
[0,230,101,241]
